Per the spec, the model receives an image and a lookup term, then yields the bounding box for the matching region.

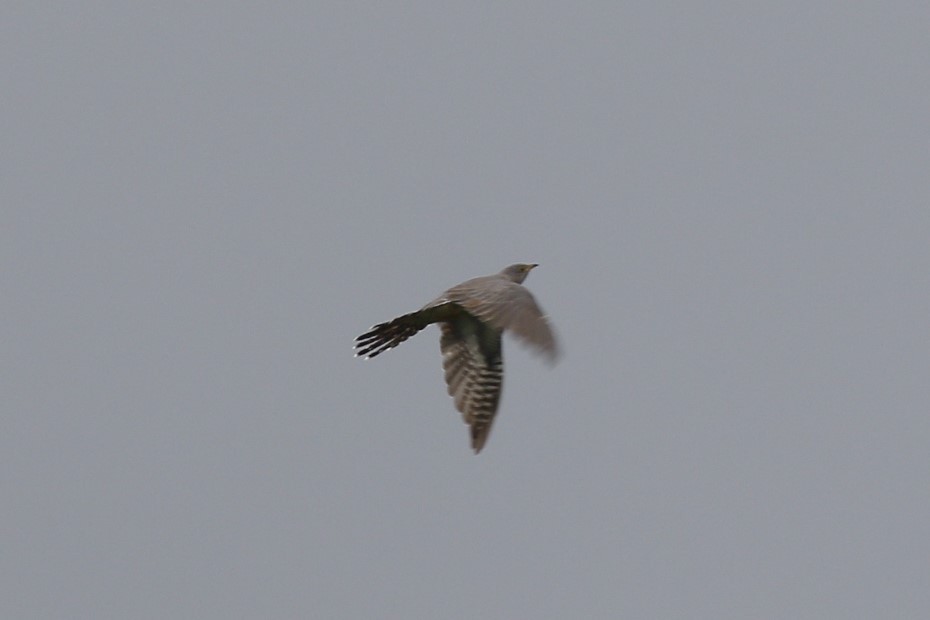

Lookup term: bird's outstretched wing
[439,315,503,453]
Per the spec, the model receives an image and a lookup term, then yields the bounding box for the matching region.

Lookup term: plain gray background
[3,3,929,618]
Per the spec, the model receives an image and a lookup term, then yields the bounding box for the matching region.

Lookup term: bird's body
[355,264,558,453]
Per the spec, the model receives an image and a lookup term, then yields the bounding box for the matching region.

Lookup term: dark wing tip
[470,425,490,454]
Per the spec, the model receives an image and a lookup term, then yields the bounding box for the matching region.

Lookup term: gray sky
[3,3,929,618]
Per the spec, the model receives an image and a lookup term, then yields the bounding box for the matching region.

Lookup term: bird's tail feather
[354,312,429,358]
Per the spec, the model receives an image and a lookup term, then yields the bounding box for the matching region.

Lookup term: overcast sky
[3,3,929,618]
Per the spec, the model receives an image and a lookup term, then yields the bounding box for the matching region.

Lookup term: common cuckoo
[355,264,558,453]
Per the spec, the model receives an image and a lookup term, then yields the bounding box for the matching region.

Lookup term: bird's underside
[354,265,557,453]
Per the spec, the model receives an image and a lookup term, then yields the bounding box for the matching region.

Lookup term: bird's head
[501,263,538,283]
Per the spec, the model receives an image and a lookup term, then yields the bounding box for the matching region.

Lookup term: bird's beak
[529,263,539,269]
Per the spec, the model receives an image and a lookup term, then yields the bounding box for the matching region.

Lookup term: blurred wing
[445,279,558,362]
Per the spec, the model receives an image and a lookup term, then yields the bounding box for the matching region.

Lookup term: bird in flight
[355,264,559,453]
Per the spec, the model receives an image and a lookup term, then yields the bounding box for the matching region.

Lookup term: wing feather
[439,316,503,453]
[442,277,558,361]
